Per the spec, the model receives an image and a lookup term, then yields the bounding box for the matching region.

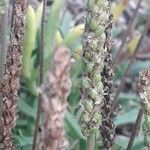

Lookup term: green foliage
[23,5,37,80]
[45,0,64,59]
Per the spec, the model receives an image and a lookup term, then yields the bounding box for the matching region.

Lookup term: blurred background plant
[11,0,150,149]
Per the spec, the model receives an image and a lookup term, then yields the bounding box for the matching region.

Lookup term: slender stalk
[32,0,47,149]
[87,134,95,150]
[127,109,144,150]
[112,0,142,71]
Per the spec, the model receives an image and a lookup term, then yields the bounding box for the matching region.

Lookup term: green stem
[87,133,95,150]
[32,0,47,149]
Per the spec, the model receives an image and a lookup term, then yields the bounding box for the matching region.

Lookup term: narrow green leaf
[115,108,139,125]
[45,0,64,58]
[65,110,85,140]
[79,139,86,150]
[17,136,33,146]
[19,99,36,118]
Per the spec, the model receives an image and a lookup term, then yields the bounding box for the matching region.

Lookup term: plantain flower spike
[138,69,150,150]
[80,0,110,136]
[0,0,27,149]
[37,46,72,150]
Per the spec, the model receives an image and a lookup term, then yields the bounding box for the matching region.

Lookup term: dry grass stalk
[0,0,27,149]
[37,46,72,150]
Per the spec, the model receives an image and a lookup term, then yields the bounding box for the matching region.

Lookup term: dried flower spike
[138,69,150,150]
[0,0,27,149]
[100,10,116,150]
[37,46,71,150]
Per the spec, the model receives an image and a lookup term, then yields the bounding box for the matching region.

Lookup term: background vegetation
[0,0,149,150]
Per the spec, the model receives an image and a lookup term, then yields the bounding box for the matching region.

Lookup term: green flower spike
[80,0,110,139]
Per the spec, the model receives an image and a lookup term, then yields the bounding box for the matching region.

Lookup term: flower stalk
[138,69,150,150]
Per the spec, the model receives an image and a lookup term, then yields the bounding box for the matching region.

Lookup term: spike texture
[37,46,71,150]
[99,1,121,149]
[100,2,118,149]
[138,69,150,150]
[80,0,111,136]
[0,0,27,149]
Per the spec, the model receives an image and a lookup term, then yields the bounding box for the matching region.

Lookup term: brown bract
[0,0,27,149]
[37,46,71,150]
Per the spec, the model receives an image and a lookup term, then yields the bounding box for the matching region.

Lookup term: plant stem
[127,109,144,150]
[87,134,95,150]
[32,0,47,149]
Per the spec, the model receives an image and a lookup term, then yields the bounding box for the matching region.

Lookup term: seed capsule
[90,127,98,134]
[82,78,90,89]
[93,74,101,83]
[86,62,94,73]
[94,113,101,124]
[82,112,91,123]
[96,81,103,91]
[84,100,94,113]
[93,112,101,123]
[89,89,98,100]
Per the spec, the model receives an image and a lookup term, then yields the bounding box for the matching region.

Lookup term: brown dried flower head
[37,46,72,150]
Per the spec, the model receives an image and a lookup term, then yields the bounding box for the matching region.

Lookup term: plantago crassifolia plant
[0,0,27,149]
[80,0,114,149]
[138,69,150,150]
